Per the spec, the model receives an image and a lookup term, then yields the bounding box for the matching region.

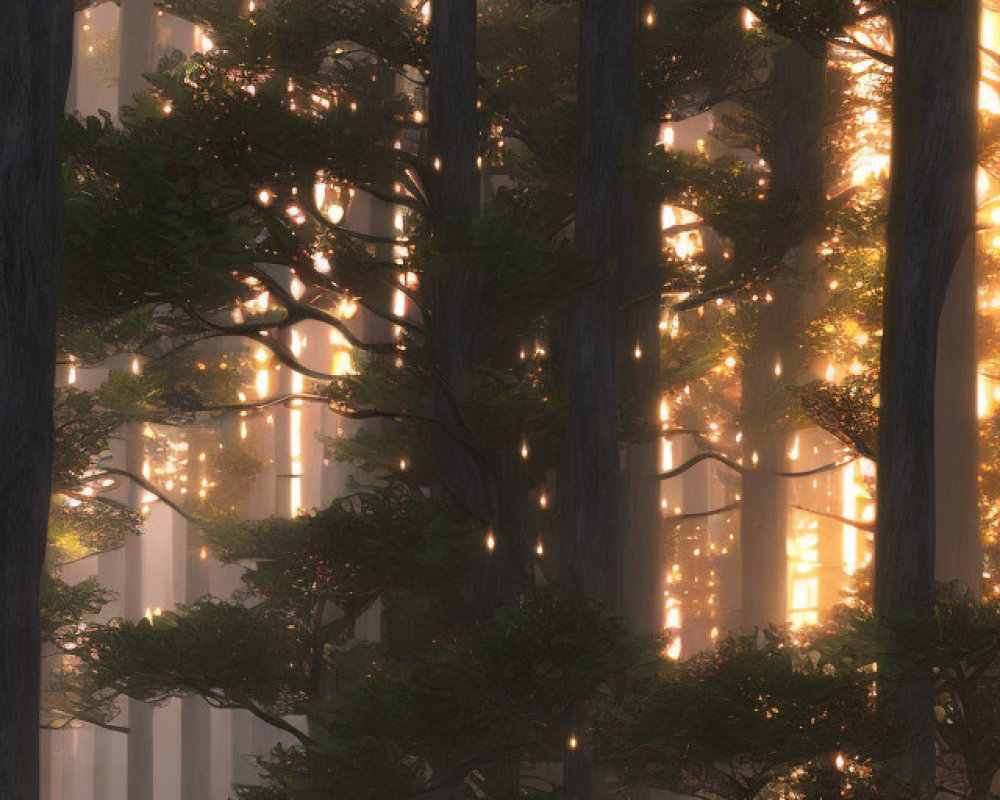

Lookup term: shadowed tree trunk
[875,0,978,793]
[0,1,74,797]
[561,0,637,607]
[425,0,531,610]
[739,40,826,630]
[561,2,637,797]
[617,120,664,637]
[425,0,492,561]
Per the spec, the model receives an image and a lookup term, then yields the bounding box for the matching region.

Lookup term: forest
[0,0,997,798]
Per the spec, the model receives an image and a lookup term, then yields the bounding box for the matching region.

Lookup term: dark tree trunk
[0,2,73,797]
[561,3,637,797]
[425,4,535,630]
[560,0,637,606]
[739,40,826,630]
[875,0,978,792]
[427,0,479,224]
[425,1,491,534]
[617,126,664,636]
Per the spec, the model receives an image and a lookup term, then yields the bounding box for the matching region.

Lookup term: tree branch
[775,457,856,478]
[91,468,204,527]
[791,504,874,532]
[658,451,744,480]
[42,715,130,735]
[201,688,314,746]
[666,502,741,522]
[246,268,401,354]
[833,35,893,65]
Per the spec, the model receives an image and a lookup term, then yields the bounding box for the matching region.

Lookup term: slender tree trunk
[117,0,157,111]
[934,239,980,590]
[739,387,790,628]
[875,0,978,793]
[739,40,826,630]
[0,2,74,797]
[561,3,637,798]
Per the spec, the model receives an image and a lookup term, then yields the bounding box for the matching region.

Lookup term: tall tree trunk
[875,0,978,793]
[561,3,637,797]
[561,0,637,605]
[427,0,530,610]
[739,382,790,628]
[0,2,74,797]
[739,40,826,630]
[117,0,157,112]
[617,123,663,637]
[426,0,490,525]
[935,239,980,590]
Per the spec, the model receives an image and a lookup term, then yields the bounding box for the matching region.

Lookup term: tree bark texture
[875,0,978,792]
[617,123,663,636]
[739,40,826,630]
[0,1,73,797]
[426,0,491,525]
[560,0,637,607]
[425,0,534,610]
[561,3,637,797]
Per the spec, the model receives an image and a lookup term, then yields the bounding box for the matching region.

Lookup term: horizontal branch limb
[775,457,856,478]
[91,468,203,527]
[791,504,874,532]
[658,451,745,480]
[666,501,741,522]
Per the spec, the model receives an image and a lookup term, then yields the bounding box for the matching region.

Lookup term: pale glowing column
[117,0,157,110]
[273,327,302,518]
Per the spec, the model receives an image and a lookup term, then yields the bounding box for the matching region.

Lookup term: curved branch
[354,180,426,216]
[666,502,741,522]
[201,688,314,747]
[186,307,381,382]
[91,468,204,527]
[833,35,894,65]
[982,45,1000,66]
[246,269,401,354]
[185,393,331,413]
[354,293,424,336]
[791,504,874,532]
[180,391,490,478]
[658,451,745,480]
[775,457,856,478]
[42,716,130,735]
[671,281,740,311]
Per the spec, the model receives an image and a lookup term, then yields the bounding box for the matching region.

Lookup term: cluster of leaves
[238,598,635,800]
[205,484,481,638]
[594,627,892,800]
[796,375,878,460]
[85,599,311,719]
[47,500,141,566]
[61,109,261,326]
